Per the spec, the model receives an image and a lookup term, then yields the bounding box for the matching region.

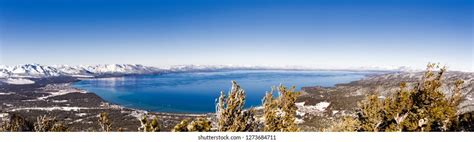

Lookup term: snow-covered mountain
[0,63,418,79]
[0,64,62,78]
[0,64,161,78]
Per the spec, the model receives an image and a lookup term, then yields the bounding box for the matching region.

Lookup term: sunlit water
[73,70,379,113]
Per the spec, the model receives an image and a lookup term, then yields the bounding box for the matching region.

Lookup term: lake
[73,70,377,113]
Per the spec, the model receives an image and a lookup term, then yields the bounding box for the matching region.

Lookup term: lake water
[73,70,377,113]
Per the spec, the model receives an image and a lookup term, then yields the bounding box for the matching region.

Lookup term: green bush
[34,115,68,132]
[172,118,212,132]
[98,112,112,132]
[263,85,300,132]
[138,115,160,132]
[215,81,258,132]
[340,63,465,131]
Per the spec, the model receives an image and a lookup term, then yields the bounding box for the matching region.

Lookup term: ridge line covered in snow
[0,63,433,80]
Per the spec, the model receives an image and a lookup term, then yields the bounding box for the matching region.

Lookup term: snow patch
[10,107,97,111]
[466,95,472,101]
[70,75,94,78]
[73,119,83,123]
[0,113,8,118]
[296,101,331,116]
[295,118,305,124]
[0,78,35,84]
[51,100,68,103]
[3,103,13,107]
[37,87,87,100]
[129,110,146,120]
[314,102,330,111]
[0,92,14,95]
[75,113,88,117]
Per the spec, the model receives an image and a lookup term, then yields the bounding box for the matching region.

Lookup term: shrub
[138,115,160,132]
[172,118,212,132]
[34,115,68,132]
[0,114,33,132]
[341,63,465,131]
[215,81,258,132]
[172,119,190,132]
[262,85,300,132]
[98,112,112,132]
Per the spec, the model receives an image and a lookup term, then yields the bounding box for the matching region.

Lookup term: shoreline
[1,70,472,131]
[0,77,209,131]
[68,69,388,114]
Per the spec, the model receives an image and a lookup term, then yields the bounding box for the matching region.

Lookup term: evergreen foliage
[172,119,190,132]
[138,115,160,132]
[172,118,212,132]
[341,63,465,131]
[262,85,300,132]
[0,114,33,132]
[98,112,112,132]
[215,81,259,132]
[34,115,68,132]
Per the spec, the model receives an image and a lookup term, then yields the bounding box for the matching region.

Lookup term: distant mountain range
[0,63,421,79]
[0,64,157,78]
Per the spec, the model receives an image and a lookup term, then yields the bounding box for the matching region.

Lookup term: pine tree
[98,112,112,132]
[187,118,212,132]
[34,115,68,132]
[262,85,300,132]
[172,118,212,132]
[279,85,300,132]
[356,94,384,131]
[50,123,68,132]
[342,63,465,131]
[327,116,360,132]
[215,81,258,132]
[138,115,160,132]
[262,89,280,131]
[172,119,190,132]
[1,114,33,132]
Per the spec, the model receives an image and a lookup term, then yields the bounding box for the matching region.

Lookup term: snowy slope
[1,64,61,78]
[0,63,422,79]
[0,78,35,85]
[0,64,161,78]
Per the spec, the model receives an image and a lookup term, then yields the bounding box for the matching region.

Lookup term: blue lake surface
[73,70,378,113]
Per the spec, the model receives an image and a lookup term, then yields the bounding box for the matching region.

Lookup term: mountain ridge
[0,63,432,79]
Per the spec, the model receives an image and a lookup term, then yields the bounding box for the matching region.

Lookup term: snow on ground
[2,103,13,107]
[73,119,84,123]
[128,110,147,120]
[0,113,8,118]
[10,107,99,111]
[75,113,88,117]
[70,75,94,78]
[51,100,68,103]
[253,106,264,110]
[35,84,87,100]
[0,78,35,84]
[295,118,305,124]
[37,89,86,100]
[466,95,473,101]
[296,101,331,116]
[0,92,14,95]
[0,113,8,122]
[314,102,330,111]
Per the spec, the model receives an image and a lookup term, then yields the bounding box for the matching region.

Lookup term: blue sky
[0,0,472,71]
